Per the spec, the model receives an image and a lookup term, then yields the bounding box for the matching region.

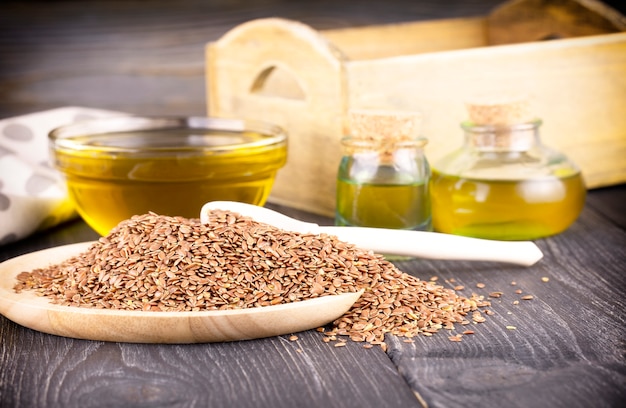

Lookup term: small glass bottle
[431,97,586,240]
[335,109,432,231]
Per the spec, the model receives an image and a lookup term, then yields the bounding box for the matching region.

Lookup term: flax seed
[14,210,491,349]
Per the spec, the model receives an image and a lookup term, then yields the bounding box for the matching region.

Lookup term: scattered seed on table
[476,283,486,289]
[472,311,486,323]
[515,289,523,294]
[454,285,465,291]
[289,335,298,341]
[521,295,534,300]
[506,325,517,330]
[541,277,550,283]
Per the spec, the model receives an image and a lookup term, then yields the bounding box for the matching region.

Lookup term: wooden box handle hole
[250,65,307,101]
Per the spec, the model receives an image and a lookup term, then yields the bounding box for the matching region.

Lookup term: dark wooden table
[1,1,625,407]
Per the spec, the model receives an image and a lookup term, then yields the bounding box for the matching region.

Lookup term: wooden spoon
[0,243,362,343]
[201,201,544,266]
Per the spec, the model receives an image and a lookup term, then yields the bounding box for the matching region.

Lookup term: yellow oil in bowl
[50,117,287,235]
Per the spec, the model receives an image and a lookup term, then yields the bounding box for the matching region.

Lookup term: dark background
[2,0,624,119]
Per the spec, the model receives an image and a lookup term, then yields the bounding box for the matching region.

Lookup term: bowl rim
[49,115,287,153]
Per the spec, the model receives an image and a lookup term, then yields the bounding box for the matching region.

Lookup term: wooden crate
[206,0,626,217]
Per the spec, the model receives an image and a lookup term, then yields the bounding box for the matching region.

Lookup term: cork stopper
[343,109,425,161]
[463,95,537,150]
[347,109,421,141]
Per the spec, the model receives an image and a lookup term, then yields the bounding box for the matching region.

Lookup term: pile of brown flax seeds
[14,211,490,348]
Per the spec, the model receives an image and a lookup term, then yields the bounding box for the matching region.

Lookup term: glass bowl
[49,116,287,235]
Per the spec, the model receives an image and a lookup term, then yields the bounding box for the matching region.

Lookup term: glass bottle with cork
[335,109,432,232]
[431,96,586,240]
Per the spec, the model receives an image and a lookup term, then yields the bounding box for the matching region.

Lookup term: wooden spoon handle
[320,226,543,266]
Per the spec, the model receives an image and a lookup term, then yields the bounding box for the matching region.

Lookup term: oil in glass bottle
[336,109,432,231]
[431,97,586,240]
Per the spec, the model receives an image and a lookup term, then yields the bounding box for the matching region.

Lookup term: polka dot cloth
[0,107,124,245]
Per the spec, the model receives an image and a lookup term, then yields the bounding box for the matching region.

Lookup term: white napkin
[0,107,125,245]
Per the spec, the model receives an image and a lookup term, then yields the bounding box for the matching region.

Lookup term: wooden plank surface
[2,187,625,408]
[0,323,418,408]
[586,184,626,228]
[0,0,505,119]
[1,1,626,407]
[1,0,624,119]
[387,198,626,407]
